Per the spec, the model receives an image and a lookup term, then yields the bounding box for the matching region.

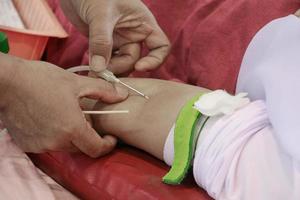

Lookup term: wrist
[0,53,21,110]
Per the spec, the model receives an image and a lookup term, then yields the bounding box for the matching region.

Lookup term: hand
[60,0,171,75]
[0,56,128,157]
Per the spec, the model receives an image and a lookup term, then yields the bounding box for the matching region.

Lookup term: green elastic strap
[162,93,206,185]
[0,32,9,54]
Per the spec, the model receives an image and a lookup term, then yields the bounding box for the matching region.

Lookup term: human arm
[0,53,127,157]
[88,78,209,159]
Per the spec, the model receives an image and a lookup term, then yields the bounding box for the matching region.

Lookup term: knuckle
[162,47,171,58]
[160,40,171,54]
[90,37,112,50]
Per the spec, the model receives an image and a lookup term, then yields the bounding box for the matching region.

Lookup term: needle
[97,69,150,99]
[66,66,150,100]
[83,110,129,115]
[119,81,150,99]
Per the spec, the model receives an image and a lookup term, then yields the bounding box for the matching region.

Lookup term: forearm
[91,78,209,159]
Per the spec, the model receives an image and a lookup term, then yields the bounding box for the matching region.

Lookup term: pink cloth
[0,127,79,200]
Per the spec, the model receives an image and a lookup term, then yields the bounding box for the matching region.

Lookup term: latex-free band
[163,93,206,184]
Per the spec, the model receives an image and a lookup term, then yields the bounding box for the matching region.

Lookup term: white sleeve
[193,101,299,200]
[236,15,300,162]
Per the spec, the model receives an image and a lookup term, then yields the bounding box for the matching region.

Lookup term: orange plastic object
[0,0,67,60]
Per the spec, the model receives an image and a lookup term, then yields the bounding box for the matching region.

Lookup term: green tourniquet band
[0,32,9,54]
[162,93,205,185]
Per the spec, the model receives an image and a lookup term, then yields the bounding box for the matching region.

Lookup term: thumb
[76,75,128,103]
[88,16,115,72]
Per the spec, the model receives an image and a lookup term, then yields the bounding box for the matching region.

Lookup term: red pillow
[30,146,212,200]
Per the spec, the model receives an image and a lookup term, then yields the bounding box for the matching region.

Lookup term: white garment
[164,101,300,200]
[236,15,300,161]
[163,14,300,199]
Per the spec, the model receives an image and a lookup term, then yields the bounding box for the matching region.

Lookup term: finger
[114,23,153,45]
[88,14,115,72]
[72,122,117,158]
[76,75,128,103]
[135,25,171,71]
[115,19,145,29]
[109,43,141,74]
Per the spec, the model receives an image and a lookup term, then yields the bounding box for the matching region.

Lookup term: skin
[0,0,170,157]
[60,0,171,74]
[0,53,127,157]
[88,78,209,159]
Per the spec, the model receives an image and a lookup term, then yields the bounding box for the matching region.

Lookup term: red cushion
[29,146,212,200]
[34,0,299,199]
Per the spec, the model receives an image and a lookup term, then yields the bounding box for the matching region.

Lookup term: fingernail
[114,84,129,99]
[91,55,107,72]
